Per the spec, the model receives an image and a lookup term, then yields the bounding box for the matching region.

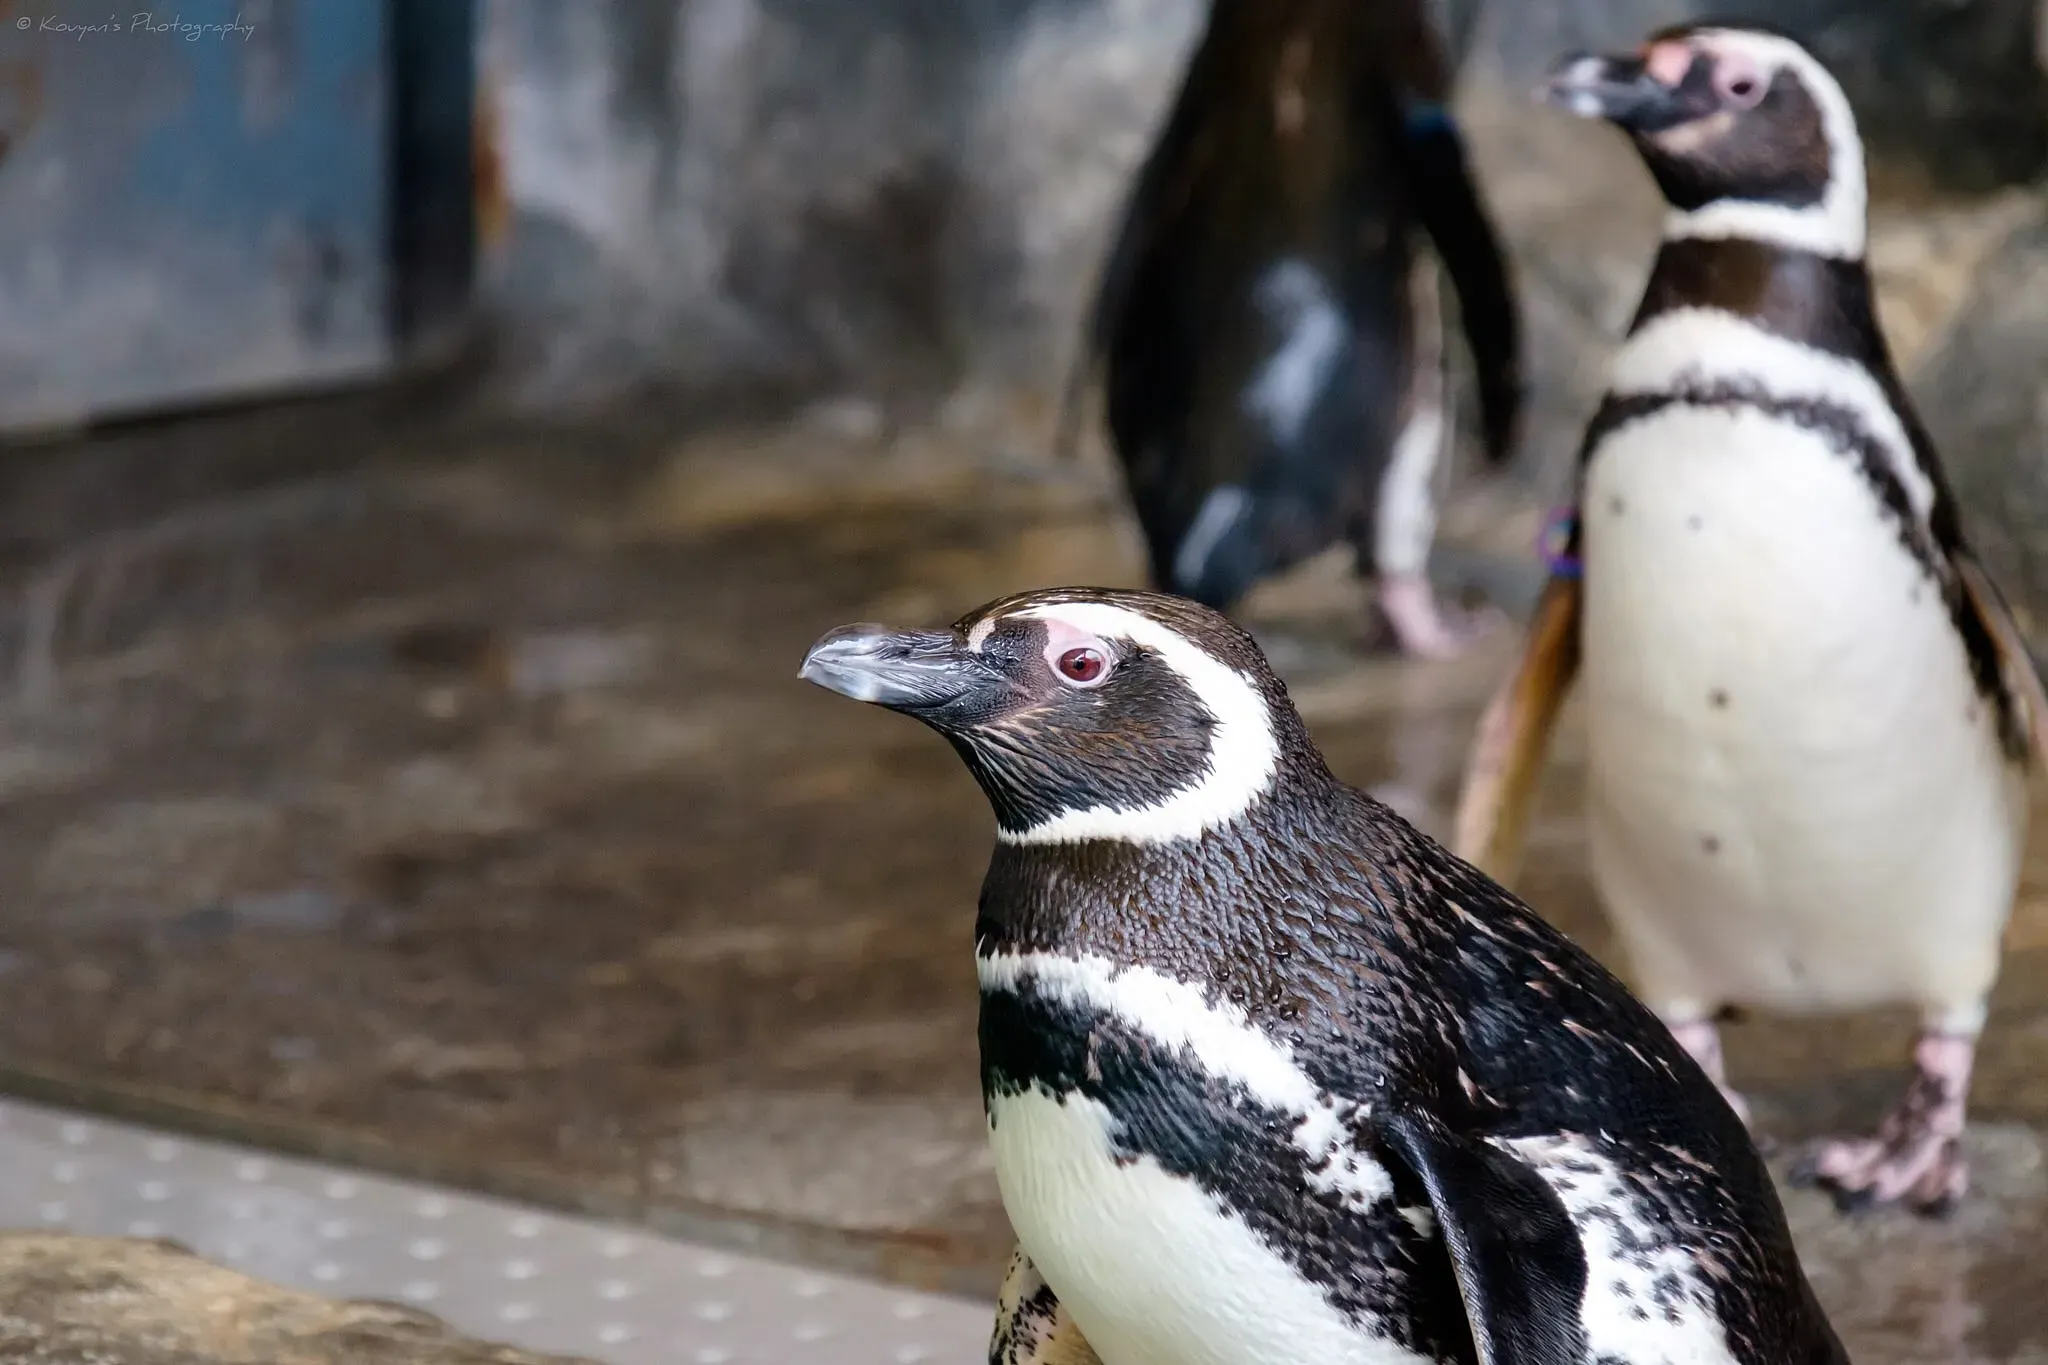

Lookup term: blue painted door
[0,0,395,432]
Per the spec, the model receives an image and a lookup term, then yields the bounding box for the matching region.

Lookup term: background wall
[477,0,2048,402]
[476,0,2048,628]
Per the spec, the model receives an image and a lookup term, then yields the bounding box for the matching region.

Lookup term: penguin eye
[1715,58,1765,109]
[1055,646,1109,687]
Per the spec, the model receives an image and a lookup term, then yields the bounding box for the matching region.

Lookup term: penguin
[1452,24,2048,1216]
[1058,0,1524,660]
[800,586,1851,1365]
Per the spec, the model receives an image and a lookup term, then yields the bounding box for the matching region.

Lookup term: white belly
[988,1087,1432,1365]
[1579,404,2025,1021]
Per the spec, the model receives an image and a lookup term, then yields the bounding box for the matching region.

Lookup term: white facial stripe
[1610,306,1933,520]
[1661,29,1868,259]
[979,950,1393,1210]
[997,601,1281,846]
[967,617,997,652]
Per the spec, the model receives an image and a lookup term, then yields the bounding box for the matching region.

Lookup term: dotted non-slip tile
[0,1097,991,1365]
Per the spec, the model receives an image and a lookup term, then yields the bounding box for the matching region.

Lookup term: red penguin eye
[1057,647,1106,685]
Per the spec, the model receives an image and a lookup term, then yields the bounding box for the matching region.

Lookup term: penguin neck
[1633,234,1891,372]
[974,775,1399,984]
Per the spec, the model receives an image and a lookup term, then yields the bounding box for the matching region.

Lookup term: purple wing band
[1539,505,1582,580]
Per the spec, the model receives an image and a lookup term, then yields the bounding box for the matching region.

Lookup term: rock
[0,1233,590,1364]
[944,0,1204,389]
[1911,204,2048,652]
[480,0,1142,410]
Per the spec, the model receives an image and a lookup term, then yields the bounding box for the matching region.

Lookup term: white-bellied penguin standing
[1454,23,2048,1216]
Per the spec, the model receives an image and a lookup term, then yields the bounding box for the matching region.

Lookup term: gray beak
[799,623,1004,715]
[1538,52,1686,130]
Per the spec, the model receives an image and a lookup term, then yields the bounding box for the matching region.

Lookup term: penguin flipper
[1451,574,1582,883]
[987,1246,1103,1365]
[1397,108,1523,465]
[1954,551,2048,769]
[1379,1111,1588,1365]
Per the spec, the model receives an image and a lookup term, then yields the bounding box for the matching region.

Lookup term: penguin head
[800,587,1322,846]
[1540,25,1866,257]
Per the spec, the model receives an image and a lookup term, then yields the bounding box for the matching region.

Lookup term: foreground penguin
[1060,0,1523,659]
[802,586,1849,1365]
[1454,25,2048,1215]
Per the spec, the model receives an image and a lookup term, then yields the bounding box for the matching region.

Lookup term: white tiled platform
[0,1096,992,1364]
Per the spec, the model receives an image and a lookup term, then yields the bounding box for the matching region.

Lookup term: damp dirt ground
[0,395,2041,1362]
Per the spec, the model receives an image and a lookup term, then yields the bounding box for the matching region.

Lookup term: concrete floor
[0,1094,991,1364]
[0,398,2042,1361]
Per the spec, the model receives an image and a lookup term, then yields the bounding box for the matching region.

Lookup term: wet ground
[0,397,2041,1360]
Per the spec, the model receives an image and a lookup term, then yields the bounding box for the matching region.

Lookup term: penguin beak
[1538,52,1691,132]
[799,624,1008,717]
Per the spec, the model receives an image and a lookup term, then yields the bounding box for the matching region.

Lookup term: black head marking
[802,587,1328,842]
[1542,26,1861,253]
[1629,29,1833,213]
[946,608,1221,835]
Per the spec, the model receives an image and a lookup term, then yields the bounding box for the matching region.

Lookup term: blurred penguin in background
[1059,0,1524,659]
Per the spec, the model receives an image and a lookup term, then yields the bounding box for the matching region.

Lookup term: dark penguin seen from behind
[800,587,1850,1365]
[1064,0,1524,660]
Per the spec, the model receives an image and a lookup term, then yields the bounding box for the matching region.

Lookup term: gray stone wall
[478,0,1199,411]
[476,0,2048,632]
[1917,220,2048,642]
[477,0,2048,408]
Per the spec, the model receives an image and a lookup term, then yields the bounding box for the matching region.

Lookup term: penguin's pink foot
[1375,573,1501,661]
[1666,1017,1753,1129]
[1792,1032,1974,1217]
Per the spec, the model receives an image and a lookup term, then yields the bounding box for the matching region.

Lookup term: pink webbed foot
[1375,573,1503,661]
[1791,1031,1974,1217]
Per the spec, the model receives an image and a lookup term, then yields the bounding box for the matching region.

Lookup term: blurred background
[0,0,2046,1362]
